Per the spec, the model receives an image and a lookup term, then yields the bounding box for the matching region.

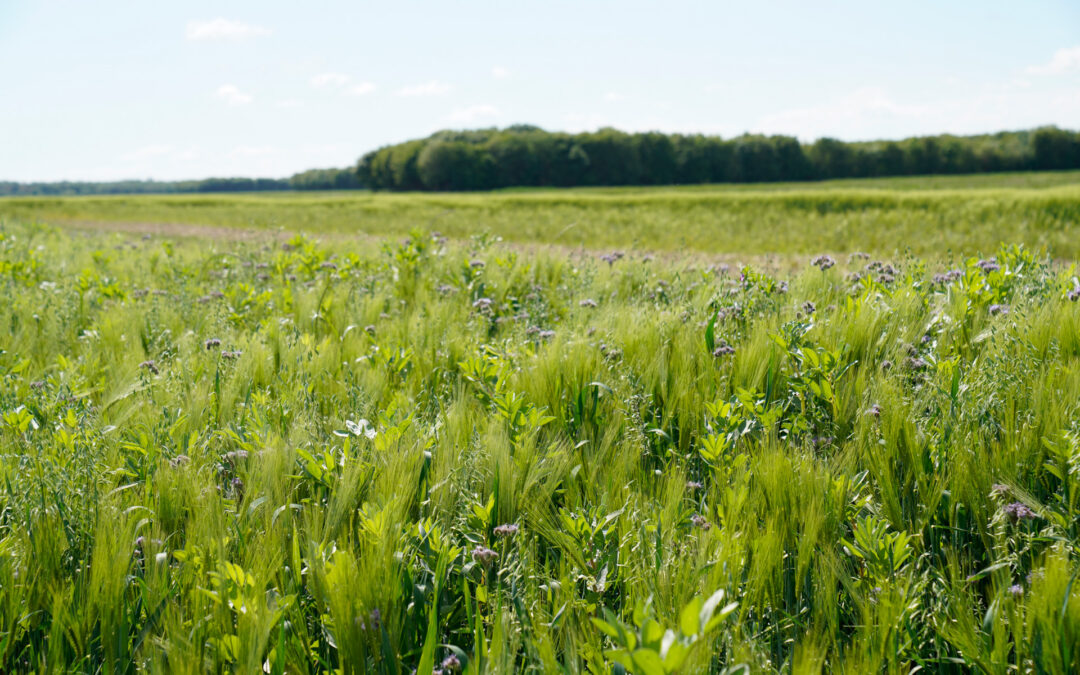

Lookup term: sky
[0,0,1078,182]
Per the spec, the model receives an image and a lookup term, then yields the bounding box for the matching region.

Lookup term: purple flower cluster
[690,514,711,530]
[988,304,1009,316]
[977,258,1000,273]
[600,251,625,265]
[579,298,598,308]
[712,341,736,357]
[471,546,499,565]
[811,255,836,271]
[493,523,519,538]
[1001,501,1037,523]
[933,269,963,284]
[139,360,159,374]
[204,338,221,350]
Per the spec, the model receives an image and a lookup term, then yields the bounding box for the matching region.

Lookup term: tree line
[5,126,1078,196]
[0,167,361,197]
[358,125,1080,191]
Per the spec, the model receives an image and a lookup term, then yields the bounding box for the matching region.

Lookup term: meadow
[3,174,1080,672]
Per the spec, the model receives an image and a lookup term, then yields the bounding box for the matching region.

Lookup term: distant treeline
[0,167,361,197]
[358,125,1080,191]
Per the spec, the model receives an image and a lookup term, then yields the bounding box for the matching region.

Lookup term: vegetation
[3,216,1080,672]
[2,173,1079,258]
[358,126,1080,192]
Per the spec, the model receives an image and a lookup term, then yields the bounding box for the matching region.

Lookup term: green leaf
[679,596,703,636]
[631,648,666,675]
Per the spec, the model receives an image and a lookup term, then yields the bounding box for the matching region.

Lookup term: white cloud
[604,92,625,102]
[216,84,253,106]
[311,72,350,88]
[446,104,501,124]
[1026,46,1080,75]
[395,80,452,96]
[275,99,303,108]
[492,66,510,79]
[186,18,271,41]
[347,82,376,96]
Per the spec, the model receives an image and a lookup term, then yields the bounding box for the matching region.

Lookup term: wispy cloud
[186,18,271,41]
[347,82,376,96]
[446,104,501,123]
[492,66,510,79]
[275,99,303,108]
[310,73,350,88]
[216,84,253,106]
[603,92,625,102]
[1026,46,1080,75]
[395,80,452,97]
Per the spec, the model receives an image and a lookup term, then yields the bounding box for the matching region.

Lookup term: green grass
[3,218,1080,672]
[2,170,1080,258]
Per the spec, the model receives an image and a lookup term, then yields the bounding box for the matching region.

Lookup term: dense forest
[0,167,361,197]
[4,127,1079,196]
[358,125,1080,191]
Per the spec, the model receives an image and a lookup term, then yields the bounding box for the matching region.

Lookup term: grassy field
[2,170,1079,259]
[3,205,1080,672]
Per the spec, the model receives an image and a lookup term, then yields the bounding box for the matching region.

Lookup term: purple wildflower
[712,338,736,357]
[811,255,836,271]
[1002,501,1037,523]
[441,655,461,672]
[977,258,1000,273]
[1009,584,1024,598]
[801,301,816,315]
[493,523,519,538]
[579,298,598,308]
[989,304,1009,316]
[205,338,221,350]
[686,480,704,491]
[139,360,159,374]
[471,546,498,565]
[469,259,485,269]
[690,514,711,530]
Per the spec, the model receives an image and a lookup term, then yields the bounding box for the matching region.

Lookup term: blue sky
[1,0,1078,181]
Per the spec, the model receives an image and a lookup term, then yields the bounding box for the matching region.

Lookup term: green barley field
[4,174,1080,673]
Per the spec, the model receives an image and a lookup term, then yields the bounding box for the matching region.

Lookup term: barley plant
[3,219,1080,673]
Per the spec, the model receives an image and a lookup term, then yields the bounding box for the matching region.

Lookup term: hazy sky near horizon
[1,1,1078,182]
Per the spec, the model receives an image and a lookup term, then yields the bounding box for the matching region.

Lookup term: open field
[3,210,1080,672]
[2,170,1080,259]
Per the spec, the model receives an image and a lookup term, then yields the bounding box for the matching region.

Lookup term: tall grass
[2,221,1080,672]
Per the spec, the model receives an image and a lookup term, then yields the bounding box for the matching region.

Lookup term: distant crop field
[2,170,1079,258]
